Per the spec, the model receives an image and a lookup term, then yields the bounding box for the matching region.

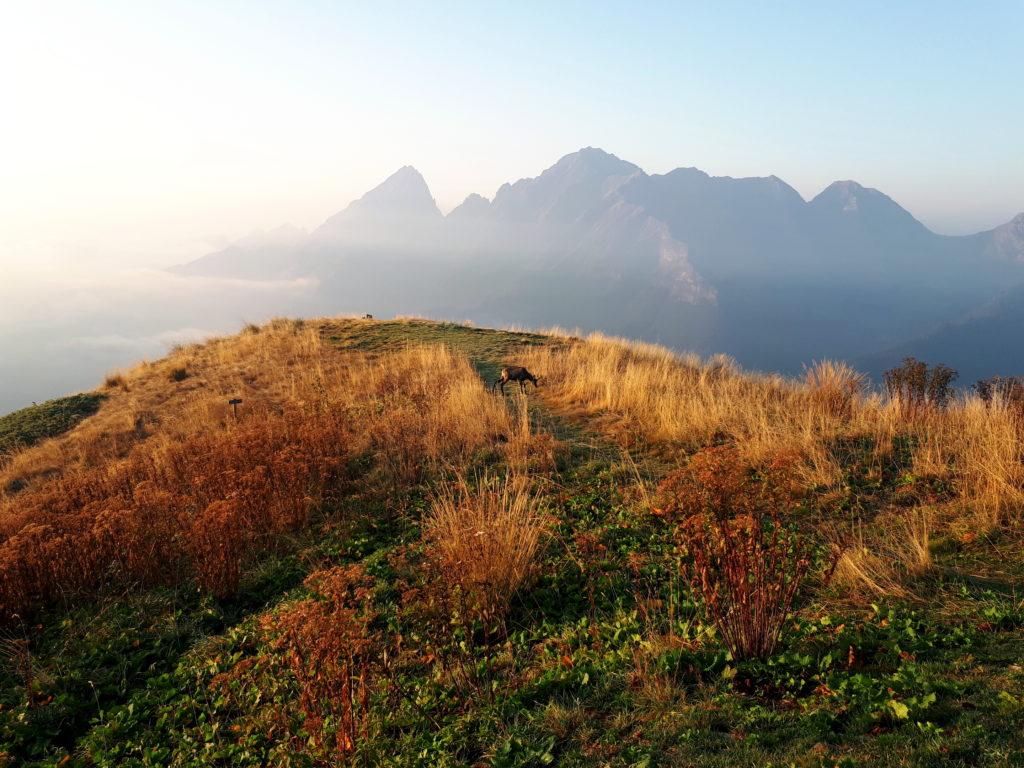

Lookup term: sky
[1,0,1022,276]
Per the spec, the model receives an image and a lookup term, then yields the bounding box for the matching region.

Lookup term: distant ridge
[173,148,1024,376]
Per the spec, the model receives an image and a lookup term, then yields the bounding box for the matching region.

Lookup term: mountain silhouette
[173,148,1024,376]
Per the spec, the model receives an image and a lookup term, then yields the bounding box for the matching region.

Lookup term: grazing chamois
[493,366,539,394]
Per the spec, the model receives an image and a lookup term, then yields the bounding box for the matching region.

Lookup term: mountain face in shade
[173,148,1024,377]
[858,281,1024,386]
[983,213,1024,261]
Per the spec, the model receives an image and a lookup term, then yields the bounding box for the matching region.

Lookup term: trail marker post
[229,398,243,418]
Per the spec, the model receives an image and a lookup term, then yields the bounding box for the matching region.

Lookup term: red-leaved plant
[656,446,812,660]
[262,564,378,759]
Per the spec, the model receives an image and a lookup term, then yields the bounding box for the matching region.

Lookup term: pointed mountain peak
[814,180,869,210]
[665,166,711,179]
[985,211,1024,261]
[810,180,927,237]
[362,165,435,206]
[825,179,866,191]
[314,165,441,239]
[323,165,441,227]
[996,211,1024,235]
[386,164,428,184]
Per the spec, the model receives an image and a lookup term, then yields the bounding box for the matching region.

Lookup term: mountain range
[173,148,1024,381]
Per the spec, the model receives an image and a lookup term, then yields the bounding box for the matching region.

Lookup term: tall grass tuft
[424,474,547,622]
[832,509,933,599]
[804,360,865,420]
[912,396,1024,529]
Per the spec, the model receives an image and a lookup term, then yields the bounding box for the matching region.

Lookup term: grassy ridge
[0,393,104,457]
[1,318,1023,767]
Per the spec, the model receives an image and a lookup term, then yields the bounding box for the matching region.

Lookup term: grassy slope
[1,319,1022,767]
[0,394,104,457]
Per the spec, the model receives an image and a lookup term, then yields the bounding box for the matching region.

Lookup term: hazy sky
[2,0,1023,276]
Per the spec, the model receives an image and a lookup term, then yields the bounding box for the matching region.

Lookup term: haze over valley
[4,146,1024,414]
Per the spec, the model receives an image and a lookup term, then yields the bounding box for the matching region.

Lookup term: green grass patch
[0,393,104,455]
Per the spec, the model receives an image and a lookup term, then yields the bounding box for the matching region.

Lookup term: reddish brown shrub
[656,446,812,660]
[262,564,378,758]
[91,482,182,585]
[0,407,349,621]
[187,500,246,598]
[0,335,513,623]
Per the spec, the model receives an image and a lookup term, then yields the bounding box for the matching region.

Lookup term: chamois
[492,366,539,394]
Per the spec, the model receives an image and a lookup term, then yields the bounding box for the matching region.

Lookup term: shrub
[424,474,547,623]
[91,480,182,586]
[103,372,128,390]
[262,565,378,758]
[884,357,958,413]
[656,446,812,660]
[167,366,189,382]
[186,499,246,598]
[974,375,1024,409]
[0,408,348,620]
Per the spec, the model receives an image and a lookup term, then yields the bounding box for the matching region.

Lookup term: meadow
[0,317,1022,767]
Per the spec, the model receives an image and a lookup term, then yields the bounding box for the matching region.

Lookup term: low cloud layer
[0,268,320,413]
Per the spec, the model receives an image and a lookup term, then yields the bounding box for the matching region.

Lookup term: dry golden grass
[831,509,933,600]
[423,473,548,621]
[351,344,526,483]
[0,318,539,620]
[1,318,327,494]
[912,396,1024,528]
[519,332,1024,554]
[517,335,880,487]
[804,360,866,420]
[5,317,1022,617]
